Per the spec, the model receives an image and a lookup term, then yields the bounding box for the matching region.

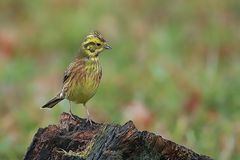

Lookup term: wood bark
[24,112,213,160]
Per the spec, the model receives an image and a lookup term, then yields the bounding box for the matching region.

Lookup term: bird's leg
[68,101,75,119]
[84,103,92,125]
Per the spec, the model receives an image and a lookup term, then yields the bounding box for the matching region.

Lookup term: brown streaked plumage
[42,31,111,123]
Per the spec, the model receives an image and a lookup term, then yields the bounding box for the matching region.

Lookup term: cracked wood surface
[24,112,213,160]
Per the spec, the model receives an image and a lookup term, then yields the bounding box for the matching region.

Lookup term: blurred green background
[0,0,240,159]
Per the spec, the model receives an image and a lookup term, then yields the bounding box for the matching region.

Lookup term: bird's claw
[69,112,76,120]
[86,117,92,125]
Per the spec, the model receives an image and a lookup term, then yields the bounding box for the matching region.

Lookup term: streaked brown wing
[62,59,85,84]
[63,70,70,83]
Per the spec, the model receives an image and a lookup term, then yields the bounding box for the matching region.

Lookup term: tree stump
[24,112,213,160]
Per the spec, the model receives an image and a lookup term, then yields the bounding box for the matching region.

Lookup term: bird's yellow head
[80,31,111,58]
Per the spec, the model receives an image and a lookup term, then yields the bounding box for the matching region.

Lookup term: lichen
[57,140,94,158]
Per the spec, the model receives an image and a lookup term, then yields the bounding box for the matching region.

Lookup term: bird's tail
[41,94,64,108]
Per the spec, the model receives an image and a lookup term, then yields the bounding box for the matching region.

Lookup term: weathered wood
[24,112,213,160]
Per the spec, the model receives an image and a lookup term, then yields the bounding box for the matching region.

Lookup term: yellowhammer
[42,31,111,124]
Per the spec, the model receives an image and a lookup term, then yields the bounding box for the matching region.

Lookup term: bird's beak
[104,43,112,49]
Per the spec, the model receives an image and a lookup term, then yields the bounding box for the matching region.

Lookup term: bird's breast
[67,59,102,104]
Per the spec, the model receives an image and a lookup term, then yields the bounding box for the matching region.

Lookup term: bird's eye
[96,43,101,46]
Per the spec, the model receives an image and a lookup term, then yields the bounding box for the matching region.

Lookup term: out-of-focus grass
[0,0,240,159]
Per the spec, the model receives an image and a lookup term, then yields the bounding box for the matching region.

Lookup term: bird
[41,31,111,124]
